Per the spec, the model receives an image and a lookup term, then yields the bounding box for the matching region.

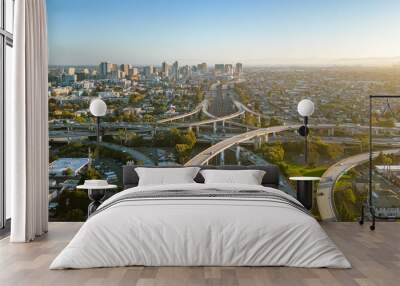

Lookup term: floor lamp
[89,98,107,143]
[297,99,315,165]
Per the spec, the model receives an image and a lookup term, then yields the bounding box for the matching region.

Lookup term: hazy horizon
[48,56,400,68]
[47,0,400,66]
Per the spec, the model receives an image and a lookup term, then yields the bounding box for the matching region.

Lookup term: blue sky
[47,0,400,65]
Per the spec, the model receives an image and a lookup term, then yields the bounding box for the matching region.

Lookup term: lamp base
[296,180,313,210]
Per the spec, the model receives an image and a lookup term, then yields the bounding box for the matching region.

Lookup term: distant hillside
[334,57,400,66]
[245,56,400,67]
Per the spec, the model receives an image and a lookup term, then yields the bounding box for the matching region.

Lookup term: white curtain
[8,0,49,242]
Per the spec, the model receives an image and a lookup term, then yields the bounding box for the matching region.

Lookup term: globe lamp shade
[297,99,315,117]
[90,98,107,117]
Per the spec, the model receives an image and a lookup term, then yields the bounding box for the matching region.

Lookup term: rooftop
[49,158,89,176]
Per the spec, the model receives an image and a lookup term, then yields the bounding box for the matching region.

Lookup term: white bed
[50,183,351,269]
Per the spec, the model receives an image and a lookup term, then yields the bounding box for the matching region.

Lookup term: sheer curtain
[8,0,48,242]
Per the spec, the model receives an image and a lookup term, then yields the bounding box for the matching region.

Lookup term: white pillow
[135,167,200,186]
[200,169,266,185]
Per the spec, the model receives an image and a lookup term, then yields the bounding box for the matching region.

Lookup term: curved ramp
[317,149,400,221]
[157,100,207,124]
[233,100,269,120]
[184,125,299,166]
[175,101,245,128]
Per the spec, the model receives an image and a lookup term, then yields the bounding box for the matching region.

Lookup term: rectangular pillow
[200,169,266,185]
[135,167,201,186]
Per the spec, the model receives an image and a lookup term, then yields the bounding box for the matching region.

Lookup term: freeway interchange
[49,81,400,221]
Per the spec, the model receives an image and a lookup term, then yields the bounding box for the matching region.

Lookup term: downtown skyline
[47,0,400,66]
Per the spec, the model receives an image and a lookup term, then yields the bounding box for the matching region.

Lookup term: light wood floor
[0,222,399,286]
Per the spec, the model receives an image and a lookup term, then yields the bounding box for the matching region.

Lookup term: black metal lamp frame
[359,95,400,231]
[96,116,101,143]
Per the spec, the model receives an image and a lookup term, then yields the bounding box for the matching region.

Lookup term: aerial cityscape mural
[47,0,400,221]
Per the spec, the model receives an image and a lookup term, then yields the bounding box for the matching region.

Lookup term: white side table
[289,177,320,210]
[77,180,117,216]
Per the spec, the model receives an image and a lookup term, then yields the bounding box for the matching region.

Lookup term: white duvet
[50,183,351,269]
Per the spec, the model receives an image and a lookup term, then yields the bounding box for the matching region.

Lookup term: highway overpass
[50,120,400,135]
[184,124,400,221]
[233,100,269,120]
[184,125,300,166]
[317,148,400,221]
[174,100,245,131]
[156,100,207,124]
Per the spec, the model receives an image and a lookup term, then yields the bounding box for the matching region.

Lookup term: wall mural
[47,0,400,222]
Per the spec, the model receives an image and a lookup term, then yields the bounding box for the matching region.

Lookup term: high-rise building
[214,64,225,74]
[143,65,153,77]
[76,72,88,81]
[110,70,119,80]
[235,63,243,74]
[180,65,191,78]
[76,68,89,81]
[120,64,130,75]
[67,67,75,75]
[62,73,77,85]
[99,62,113,77]
[129,67,138,76]
[224,64,233,75]
[198,62,208,74]
[172,61,179,80]
[118,70,125,79]
[161,62,169,77]
[99,63,107,77]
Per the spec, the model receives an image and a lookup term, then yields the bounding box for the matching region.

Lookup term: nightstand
[289,177,320,210]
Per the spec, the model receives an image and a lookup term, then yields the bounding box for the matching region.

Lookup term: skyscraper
[129,67,138,76]
[235,63,243,74]
[224,64,233,75]
[76,71,88,81]
[161,62,169,77]
[198,62,208,74]
[62,73,77,85]
[143,65,154,77]
[99,62,113,78]
[181,65,191,78]
[99,62,107,77]
[214,64,225,74]
[120,64,130,75]
[172,61,179,80]
[67,67,75,75]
